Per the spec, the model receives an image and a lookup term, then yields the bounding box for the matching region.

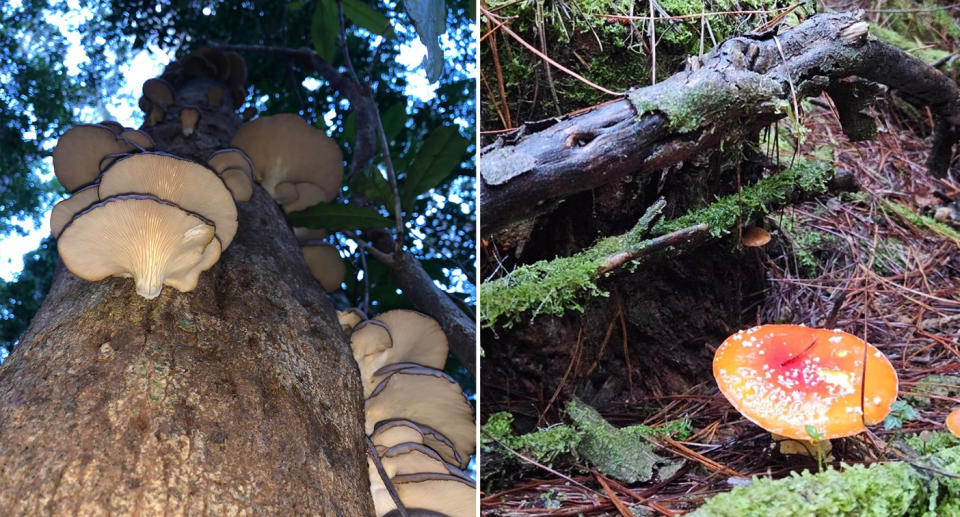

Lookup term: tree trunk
[0,75,374,514]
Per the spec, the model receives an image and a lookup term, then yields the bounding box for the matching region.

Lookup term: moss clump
[481,412,583,465]
[567,398,683,483]
[653,161,833,237]
[482,162,834,328]
[482,402,689,481]
[902,431,960,455]
[691,445,960,516]
[880,199,960,244]
[907,375,960,408]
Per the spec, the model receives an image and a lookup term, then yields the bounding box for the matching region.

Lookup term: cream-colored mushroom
[364,365,475,468]
[50,185,100,239]
[355,310,449,396]
[142,78,174,107]
[52,124,138,192]
[301,244,345,292]
[371,419,464,468]
[230,113,343,210]
[337,308,366,334]
[372,472,476,517]
[180,107,200,136]
[56,194,218,299]
[97,153,239,250]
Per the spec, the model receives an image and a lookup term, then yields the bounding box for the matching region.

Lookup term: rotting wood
[479,12,960,234]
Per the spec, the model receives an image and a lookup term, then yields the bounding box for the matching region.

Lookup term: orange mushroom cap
[946,407,960,438]
[713,324,898,440]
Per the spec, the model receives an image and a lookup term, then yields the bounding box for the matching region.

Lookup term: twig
[481,6,624,96]
[343,230,396,265]
[366,436,408,517]
[596,223,710,275]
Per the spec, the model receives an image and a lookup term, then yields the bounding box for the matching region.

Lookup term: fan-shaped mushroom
[57,195,219,299]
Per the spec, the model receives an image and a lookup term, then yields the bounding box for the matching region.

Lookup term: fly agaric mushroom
[97,153,238,249]
[364,365,475,467]
[50,185,99,239]
[52,124,138,192]
[301,244,345,292]
[180,107,200,136]
[713,324,898,443]
[57,194,218,299]
[230,113,344,211]
[371,419,464,468]
[947,408,960,437]
[353,310,449,396]
[371,472,476,517]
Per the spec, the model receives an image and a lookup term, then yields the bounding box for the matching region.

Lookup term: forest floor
[480,10,960,517]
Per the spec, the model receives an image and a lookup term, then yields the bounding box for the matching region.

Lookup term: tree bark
[0,73,374,514]
[479,13,960,234]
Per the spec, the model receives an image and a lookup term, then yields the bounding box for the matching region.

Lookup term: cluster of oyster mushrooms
[339,308,476,516]
[230,113,348,293]
[139,47,249,130]
[50,123,247,299]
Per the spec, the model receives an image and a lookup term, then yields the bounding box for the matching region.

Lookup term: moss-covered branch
[691,445,960,516]
[480,162,835,328]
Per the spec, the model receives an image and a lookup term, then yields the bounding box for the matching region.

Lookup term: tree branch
[479,13,960,234]
[211,42,477,377]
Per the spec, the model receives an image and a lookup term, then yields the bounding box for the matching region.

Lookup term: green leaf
[342,0,392,36]
[311,0,339,62]
[342,111,356,147]
[402,125,469,208]
[287,203,392,231]
[288,0,309,12]
[380,101,407,144]
[349,170,394,209]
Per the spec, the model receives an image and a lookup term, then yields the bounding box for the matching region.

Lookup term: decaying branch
[479,12,960,234]
[480,162,847,328]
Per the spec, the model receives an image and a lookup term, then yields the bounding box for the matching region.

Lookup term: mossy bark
[0,68,374,514]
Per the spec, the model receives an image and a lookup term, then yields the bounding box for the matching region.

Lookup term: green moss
[482,403,690,480]
[902,431,960,456]
[692,445,960,516]
[566,398,682,483]
[653,161,833,237]
[907,375,960,408]
[480,204,661,328]
[481,412,583,465]
[880,199,960,243]
[482,162,834,328]
[872,25,959,75]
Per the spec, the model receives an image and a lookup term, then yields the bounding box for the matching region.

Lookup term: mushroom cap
[57,194,217,299]
[52,125,137,192]
[230,113,343,209]
[283,182,335,213]
[294,227,329,243]
[355,310,449,394]
[371,419,464,468]
[98,153,238,249]
[206,85,223,107]
[337,307,366,334]
[371,442,468,479]
[50,185,99,238]
[372,472,476,517]
[742,226,771,247]
[947,408,960,438]
[142,78,174,107]
[207,148,254,177]
[180,107,200,136]
[364,365,475,467]
[119,129,155,150]
[301,244,345,292]
[713,324,899,440]
[98,120,125,133]
[351,320,393,358]
[220,168,253,202]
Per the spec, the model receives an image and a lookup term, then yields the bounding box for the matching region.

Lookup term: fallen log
[479,12,960,234]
